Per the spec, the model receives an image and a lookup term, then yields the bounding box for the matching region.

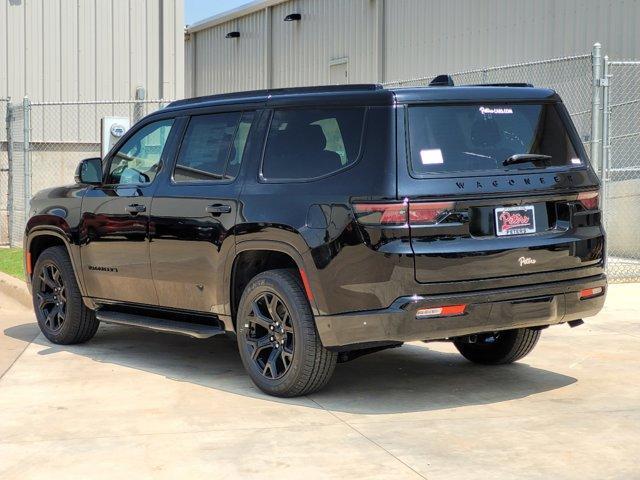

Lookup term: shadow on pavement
[4,322,576,415]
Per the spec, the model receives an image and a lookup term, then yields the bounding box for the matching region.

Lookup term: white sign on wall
[100,117,131,158]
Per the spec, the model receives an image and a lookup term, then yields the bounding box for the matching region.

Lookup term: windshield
[407,103,582,175]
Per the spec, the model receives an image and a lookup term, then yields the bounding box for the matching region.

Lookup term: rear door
[397,101,604,284]
[149,109,256,313]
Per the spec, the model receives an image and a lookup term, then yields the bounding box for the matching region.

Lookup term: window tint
[107,119,174,185]
[408,104,580,175]
[174,112,246,182]
[262,108,365,180]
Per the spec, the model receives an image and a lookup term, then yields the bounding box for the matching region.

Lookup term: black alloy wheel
[31,246,99,345]
[36,263,67,332]
[244,291,295,380]
[236,269,337,397]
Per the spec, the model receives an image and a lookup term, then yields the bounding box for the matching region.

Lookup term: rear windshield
[407,103,582,175]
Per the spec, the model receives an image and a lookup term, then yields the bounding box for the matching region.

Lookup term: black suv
[24,83,606,397]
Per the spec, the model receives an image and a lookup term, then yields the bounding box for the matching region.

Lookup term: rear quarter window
[407,103,582,176]
[261,107,366,181]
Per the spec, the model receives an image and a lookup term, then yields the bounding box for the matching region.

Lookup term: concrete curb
[0,271,31,310]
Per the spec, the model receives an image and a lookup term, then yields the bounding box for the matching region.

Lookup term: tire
[453,328,541,365]
[31,246,99,345]
[236,269,337,397]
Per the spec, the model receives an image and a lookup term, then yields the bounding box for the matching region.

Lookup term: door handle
[125,204,146,215]
[205,204,232,215]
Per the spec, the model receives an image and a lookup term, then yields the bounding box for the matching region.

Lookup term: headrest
[285,123,327,152]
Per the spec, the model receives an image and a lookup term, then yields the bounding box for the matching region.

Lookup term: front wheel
[453,328,541,365]
[236,269,337,397]
[31,246,99,345]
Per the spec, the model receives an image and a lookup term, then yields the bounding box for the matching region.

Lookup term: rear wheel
[453,328,541,365]
[32,246,99,345]
[236,269,337,397]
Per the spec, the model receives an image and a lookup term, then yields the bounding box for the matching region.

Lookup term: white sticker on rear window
[420,149,444,165]
[479,106,513,115]
[571,158,582,165]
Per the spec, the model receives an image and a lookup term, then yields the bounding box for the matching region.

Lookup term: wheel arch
[228,240,319,330]
[25,228,86,297]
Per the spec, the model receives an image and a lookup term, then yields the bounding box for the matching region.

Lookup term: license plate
[495,205,536,236]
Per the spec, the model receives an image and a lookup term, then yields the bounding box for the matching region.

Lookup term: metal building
[185,0,640,96]
[0,0,184,246]
[1,0,184,102]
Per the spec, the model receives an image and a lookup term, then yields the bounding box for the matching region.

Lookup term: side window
[173,111,254,182]
[107,119,174,185]
[261,108,366,181]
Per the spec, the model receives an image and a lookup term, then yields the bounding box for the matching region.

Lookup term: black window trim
[403,100,591,180]
[169,110,255,187]
[101,116,177,189]
[258,106,369,184]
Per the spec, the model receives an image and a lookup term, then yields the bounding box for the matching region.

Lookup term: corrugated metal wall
[186,0,640,96]
[0,0,184,102]
[383,0,640,83]
[269,0,378,88]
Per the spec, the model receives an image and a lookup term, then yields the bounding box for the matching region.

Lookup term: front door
[80,118,176,304]
[150,110,256,314]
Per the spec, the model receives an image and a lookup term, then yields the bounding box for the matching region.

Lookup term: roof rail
[167,84,384,109]
[470,82,534,88]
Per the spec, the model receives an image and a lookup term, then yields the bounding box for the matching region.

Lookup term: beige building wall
[185,0,640,96]
[0,0,184,103]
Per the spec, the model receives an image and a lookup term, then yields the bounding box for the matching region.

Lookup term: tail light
[353,200,455,226]
[577,191,599,210]
[353,201,408,226]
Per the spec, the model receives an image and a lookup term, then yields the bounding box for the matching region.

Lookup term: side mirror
[75,157,103,185]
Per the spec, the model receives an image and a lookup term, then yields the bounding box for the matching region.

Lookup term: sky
[185,0,255,26]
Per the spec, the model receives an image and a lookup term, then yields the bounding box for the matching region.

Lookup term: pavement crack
[307,396,429,479]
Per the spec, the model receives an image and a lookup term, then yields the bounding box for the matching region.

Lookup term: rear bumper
[315,275,607,348]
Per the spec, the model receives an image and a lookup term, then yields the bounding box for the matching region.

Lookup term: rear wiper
[503,154,552,166]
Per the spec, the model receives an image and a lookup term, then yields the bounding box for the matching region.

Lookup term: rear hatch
[397,98,604,284]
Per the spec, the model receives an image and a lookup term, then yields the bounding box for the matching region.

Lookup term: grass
[0,248,25,281]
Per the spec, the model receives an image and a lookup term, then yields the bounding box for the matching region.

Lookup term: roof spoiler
[429,74,534,88]
[429,74,455,87]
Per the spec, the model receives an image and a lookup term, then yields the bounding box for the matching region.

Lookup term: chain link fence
[1,98,10,245]
[2,99,171,247]
[602,61,640,282]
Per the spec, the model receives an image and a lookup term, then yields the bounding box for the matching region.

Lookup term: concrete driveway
[1,285,639,479]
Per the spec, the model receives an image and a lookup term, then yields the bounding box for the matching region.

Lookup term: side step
[95,311,225,339]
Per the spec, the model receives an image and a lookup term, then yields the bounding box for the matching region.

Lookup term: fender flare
[226,239,322,316]
[25,227,87,298]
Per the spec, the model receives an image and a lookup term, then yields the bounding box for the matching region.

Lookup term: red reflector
[577,191,599,210]
[580,287,603,300]
[416,304,466,318]
[409,201,455,225]
[26,251,32,276]
[299,268,314,302]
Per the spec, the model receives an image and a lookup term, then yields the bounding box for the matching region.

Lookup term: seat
[266,123,342,179]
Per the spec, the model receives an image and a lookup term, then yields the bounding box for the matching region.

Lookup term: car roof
[159,83,559,115]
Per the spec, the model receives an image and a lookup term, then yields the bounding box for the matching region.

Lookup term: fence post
[590,42,603,177]
[5,100,14,246]
[22,96,31,225]
[600,57,611,228]
[133,86,146,123]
